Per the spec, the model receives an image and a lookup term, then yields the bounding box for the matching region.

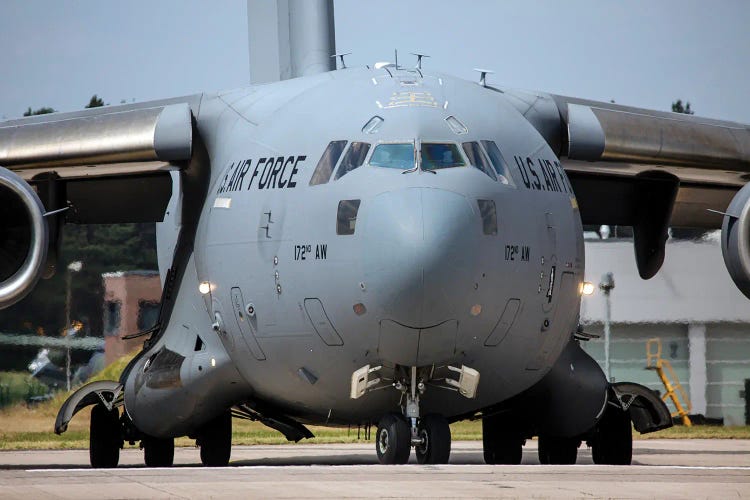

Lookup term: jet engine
[721,182,750,300]
[0,166,48,309]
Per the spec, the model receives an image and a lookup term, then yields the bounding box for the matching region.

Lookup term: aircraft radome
[1,0,749,467]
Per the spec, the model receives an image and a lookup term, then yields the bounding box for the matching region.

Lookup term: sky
[1,0,749,122]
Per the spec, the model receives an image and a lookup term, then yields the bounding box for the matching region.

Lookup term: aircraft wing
[0,95,202,223]
[498,88,750,229]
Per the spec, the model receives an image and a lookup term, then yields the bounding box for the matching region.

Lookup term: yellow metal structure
[646,338,692,426]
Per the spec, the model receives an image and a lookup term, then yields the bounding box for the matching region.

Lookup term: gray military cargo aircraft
[1,0,749,467]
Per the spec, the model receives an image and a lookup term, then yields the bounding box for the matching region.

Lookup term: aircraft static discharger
[2,0,750,467]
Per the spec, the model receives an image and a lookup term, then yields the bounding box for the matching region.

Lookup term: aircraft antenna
[410,52,430,69]
[473,68,494,88]
[331,52,352,69]
[394,49,399,69]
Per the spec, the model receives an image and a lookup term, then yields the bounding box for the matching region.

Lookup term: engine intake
[721,182,750,300]
[0,166,48,309]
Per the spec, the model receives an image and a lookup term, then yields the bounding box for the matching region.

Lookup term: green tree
[671,99,694,115]
[23,106,55,116]
[85,95,104,108]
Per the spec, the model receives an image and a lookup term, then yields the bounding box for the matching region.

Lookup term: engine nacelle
[0,166,48,309]
[721,182,750,300]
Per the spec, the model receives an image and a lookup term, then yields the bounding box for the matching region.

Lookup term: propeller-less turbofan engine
[721,182,750,299]
[0,166,48,308]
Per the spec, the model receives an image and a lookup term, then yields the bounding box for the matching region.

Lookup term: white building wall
[581,237,750,425]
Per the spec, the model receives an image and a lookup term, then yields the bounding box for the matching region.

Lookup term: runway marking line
[24,465,750,473]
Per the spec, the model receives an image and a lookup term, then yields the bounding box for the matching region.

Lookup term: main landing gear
[589,406,632,465]
[482,413,525,465]
[88,402,232,468]
[374,367,452,465]
[196,411,233,467]
[89,403,122,468]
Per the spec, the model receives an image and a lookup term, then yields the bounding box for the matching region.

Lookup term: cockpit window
[369,143,415,170]
[462,142,497,181]
[481,140,515,186]
[335,142,371,180]
[309,140,347,186]
[420,143,466,171]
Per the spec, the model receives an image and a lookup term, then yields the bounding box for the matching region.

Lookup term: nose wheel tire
[591,408,633,465]
[415,414,451,464]
[89,404,121,468]
[198,411,232,467]
[376,413,411,464]
[143,435,175,467]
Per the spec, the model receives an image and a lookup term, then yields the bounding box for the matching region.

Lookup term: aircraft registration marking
[294,243,328,261]
[505,245,530,262]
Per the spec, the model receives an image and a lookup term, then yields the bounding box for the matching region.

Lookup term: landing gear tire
[538,435,578,465]
[591,408,633,465]
[415,414,451,464]
[376,413,411,464]
[143,435,175,467]
[89,404,121,468]
[482,414,523,465]
[198,411,232,467]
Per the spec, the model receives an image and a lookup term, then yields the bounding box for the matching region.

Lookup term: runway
[2,440,749,498]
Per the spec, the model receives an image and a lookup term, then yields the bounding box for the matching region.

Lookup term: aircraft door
[230,287,266,361]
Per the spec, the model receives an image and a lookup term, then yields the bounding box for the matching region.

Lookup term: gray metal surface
[247,0,335,83]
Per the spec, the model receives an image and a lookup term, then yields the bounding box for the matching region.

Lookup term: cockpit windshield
[369,143,415,170]
[421,143,466,171]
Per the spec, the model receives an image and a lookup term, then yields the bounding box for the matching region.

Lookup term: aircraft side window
[369,143,415,170]
[480,140,515,187]
[477,200,498,235]
[309,140,347,186]
[420,143,466,171]
[337,200,361,235]
[334,142,371,180]
[461,142,497,181]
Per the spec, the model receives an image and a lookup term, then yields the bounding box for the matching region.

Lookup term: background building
[102,271,161,365]
[580,234,750,425]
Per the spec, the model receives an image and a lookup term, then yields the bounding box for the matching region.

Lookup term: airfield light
[199,282,211,295]
[582,282,595,296]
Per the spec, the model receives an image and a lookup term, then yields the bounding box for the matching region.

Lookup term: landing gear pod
[0,166,48,309]
[722,182,750,299]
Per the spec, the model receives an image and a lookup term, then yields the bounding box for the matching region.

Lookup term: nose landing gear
[374,367,452,465]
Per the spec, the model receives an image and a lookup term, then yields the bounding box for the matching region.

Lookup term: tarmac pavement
[1,439,749,498]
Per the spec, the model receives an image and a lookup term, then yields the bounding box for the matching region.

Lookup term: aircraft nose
[363,188,479,327]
